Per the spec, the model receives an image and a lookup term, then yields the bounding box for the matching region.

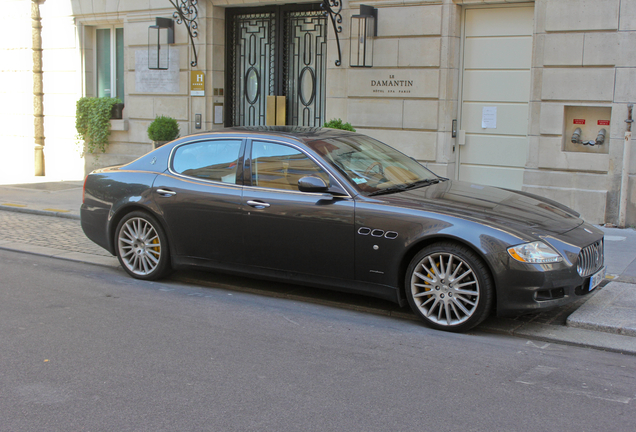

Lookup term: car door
[152,138,245,263]
[242,139,355,280]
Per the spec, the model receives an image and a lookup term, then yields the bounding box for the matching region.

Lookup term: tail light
[82,176,87,204]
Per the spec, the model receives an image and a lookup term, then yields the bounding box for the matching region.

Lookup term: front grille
[577,239,604,277]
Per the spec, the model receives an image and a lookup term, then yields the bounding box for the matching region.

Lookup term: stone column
[32,0,45,176]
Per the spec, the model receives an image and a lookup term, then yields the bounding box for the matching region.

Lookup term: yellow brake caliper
[423,261,440,298]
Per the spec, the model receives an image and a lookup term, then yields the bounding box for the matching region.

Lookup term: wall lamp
[350,5,377,68]
[148,17,174,70]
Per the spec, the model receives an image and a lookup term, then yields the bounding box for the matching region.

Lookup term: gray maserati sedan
[81,127,605,332]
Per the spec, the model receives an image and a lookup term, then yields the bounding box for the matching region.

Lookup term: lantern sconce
[350,5,377,68]
[148,17,175,70]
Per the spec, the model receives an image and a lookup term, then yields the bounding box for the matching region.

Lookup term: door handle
[457,130,466,146]
[247,200,270,209]
[156,188,176,196]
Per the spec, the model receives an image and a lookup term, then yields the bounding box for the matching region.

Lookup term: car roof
[184,126,359,143]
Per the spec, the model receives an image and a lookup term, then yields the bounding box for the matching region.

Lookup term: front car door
[242,139,355,280]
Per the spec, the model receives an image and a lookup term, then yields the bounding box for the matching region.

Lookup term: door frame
[224,3,324,127]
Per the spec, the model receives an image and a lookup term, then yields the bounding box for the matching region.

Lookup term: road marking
[515,365,632,404]
[283,315,300,326]
[526,341,551,349]
[515,365,557,385]
[558,388,631,404]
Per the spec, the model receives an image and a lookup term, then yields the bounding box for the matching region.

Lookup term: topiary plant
[323,118,356,132]
[147,115,180,142]
[75,97,122,154]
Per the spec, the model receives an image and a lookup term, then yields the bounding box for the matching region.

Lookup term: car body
[81,126,605,332]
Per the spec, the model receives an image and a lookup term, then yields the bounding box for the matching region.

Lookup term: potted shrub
[148,115,180,148]
[323,118,356,132]
[111,102,124,119]
[75,97,123,155]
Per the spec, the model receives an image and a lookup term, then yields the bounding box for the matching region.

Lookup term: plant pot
[153,140,169,149]
[111,103,124,119]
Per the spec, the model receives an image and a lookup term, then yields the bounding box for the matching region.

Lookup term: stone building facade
[1,0,635,225]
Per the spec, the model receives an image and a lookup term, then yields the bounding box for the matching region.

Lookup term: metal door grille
[227,5,326,127]
[231,13,275,126]
[284,11,327,127]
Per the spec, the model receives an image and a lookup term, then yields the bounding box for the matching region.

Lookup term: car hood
[375,180,583,236]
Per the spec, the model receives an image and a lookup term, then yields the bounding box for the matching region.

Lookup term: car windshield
[306,135,440,195]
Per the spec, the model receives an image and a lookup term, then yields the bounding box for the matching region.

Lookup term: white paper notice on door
[482,106,497,129]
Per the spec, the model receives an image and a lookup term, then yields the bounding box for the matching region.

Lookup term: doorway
[225,4,327,127]
[457,5,534,189]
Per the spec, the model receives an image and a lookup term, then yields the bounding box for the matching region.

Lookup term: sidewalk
[1,177,636,354]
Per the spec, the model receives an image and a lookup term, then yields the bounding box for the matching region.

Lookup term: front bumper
[495,264,602,316]
[492,225,604,316]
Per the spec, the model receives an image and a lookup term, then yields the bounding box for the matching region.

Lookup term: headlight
[507,241,563,264]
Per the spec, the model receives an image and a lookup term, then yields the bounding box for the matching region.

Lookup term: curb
[0,204,80,220]
[479,318,636,356]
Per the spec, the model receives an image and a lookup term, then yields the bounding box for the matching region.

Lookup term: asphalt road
[1,250,635,432]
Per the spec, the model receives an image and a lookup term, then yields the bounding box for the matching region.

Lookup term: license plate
[588,266,605,292]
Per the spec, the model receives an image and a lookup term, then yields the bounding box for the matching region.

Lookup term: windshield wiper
[403,178,441,190]
[368,178,441,197]
[368,184,408,196]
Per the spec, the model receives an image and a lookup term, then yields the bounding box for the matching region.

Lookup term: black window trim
[167,137,247,186]
[244,138,352,197]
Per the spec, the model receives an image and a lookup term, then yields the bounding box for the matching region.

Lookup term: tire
[405,242,493,332]
[115,211,171,280]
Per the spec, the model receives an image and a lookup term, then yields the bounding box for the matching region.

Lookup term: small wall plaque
[191,71,205,96]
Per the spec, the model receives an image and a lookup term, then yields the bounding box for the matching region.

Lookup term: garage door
[458,6,534,189]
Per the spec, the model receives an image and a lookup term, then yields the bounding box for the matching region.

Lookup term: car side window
[172,140,242,183]
[251,141,328,191]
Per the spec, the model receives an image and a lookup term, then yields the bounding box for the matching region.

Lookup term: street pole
[32,0,45,176]
[618,104,633,228]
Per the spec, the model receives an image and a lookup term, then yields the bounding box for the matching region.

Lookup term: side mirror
[298,176,328,193]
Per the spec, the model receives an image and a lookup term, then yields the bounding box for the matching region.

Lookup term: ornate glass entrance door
[284,11,327,127]
[226,5,326,127]
[230,12,275,127]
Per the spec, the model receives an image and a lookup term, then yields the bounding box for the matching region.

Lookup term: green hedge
[75,97,122,154]
[323,118,356,132]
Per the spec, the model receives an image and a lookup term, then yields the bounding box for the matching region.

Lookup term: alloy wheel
[118,217,163,276]
[410,251,481,327]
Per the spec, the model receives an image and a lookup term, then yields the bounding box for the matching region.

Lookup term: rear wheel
[405,242,493,332]
[115,211,170,280]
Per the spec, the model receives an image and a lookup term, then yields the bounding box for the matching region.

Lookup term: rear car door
[153,138,245,263]
[242,139,355,280]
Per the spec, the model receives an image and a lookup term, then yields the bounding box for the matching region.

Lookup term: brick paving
[0,211,111,257]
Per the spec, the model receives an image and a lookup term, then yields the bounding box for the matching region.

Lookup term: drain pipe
[618,104,633,228]
[32,0,45,176]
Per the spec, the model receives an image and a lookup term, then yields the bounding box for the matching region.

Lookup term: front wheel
[115,211,171,280]
[405,242,493,332]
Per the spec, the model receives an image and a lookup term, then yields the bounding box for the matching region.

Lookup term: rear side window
[172,140,242,183]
